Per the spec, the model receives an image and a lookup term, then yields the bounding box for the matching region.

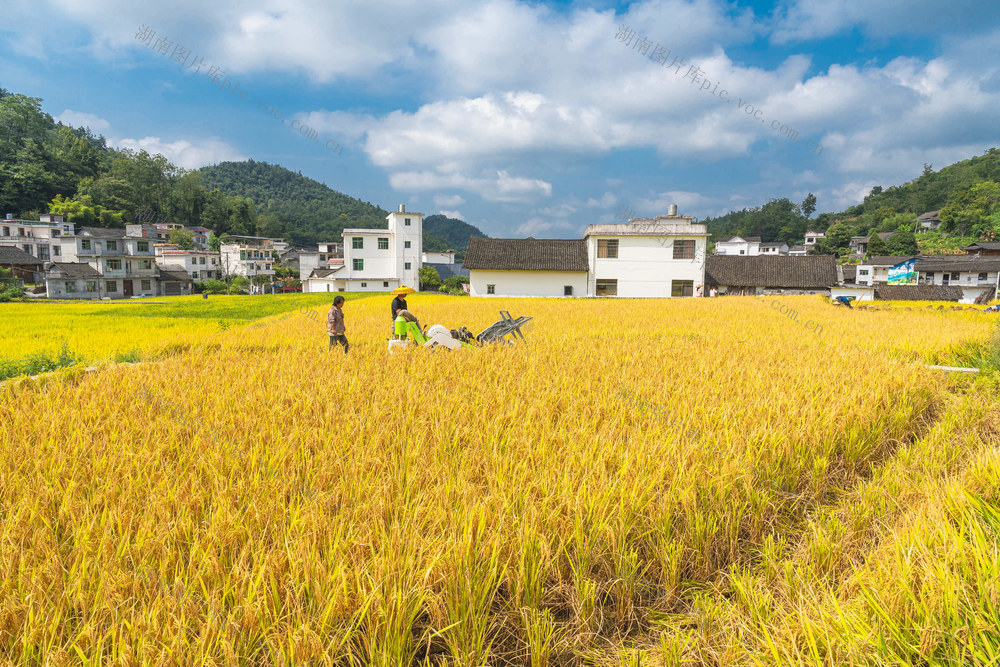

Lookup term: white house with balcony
[804,230,825,246]
[714,235,760,256]
[302,205,423,293]
[464,206,708,298]
[1,214,75,262]
[219,237,278,281]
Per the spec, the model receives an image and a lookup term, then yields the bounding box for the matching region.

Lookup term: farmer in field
[328,295,348,354]
[390,285,419,333]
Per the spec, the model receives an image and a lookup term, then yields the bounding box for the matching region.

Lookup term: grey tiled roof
[917,255,1000,272]
[0,246,42,265]
[705,255,838,288]
[46,262,101,277]
[158,268,193,282]
[865,255,918,266]
[464,237,589,271]
[874,285,964,301]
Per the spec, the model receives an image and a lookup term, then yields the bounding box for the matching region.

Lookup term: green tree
[48,194,124,227]
[419,266,441,291]
[168,227,195,250]
[884,229,919,255]
[865,232,889,258]
[810,223,854,256]
[801,193,817,218]
[208,233,221,252]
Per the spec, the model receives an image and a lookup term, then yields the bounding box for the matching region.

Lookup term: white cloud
[389,168,551,203]
[637,191,713,215]
[586,192,617,208]
[514,217,574,237]
[54,109,110,132]
[112,136,246,169]
[434,194,465,207]
[438,209,464,219]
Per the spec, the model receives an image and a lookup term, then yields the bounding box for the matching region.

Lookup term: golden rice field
[1,294,999,666]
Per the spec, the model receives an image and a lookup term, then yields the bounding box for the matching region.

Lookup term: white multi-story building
[303,205,422,292]
[465,206,709,298]
[1,214,75,262]
[45,227,192,298]
[219,237,278,279]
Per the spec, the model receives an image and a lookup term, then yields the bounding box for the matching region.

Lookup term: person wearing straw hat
[390,285,420,333]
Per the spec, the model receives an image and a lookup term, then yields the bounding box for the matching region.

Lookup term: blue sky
[2,0,999,238]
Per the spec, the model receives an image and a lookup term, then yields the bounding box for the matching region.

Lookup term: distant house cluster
[834,242,1000,303]
[713,229,825,258]
[0,213,289,299]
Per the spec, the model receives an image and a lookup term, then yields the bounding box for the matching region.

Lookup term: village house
[704,255,838,296]
[915,255,1000,303]
[914,210,942,231]
[962,241,1000,256]
[804,230,825,247]
[464,238,589,297]
[219,236,280,281]
[714,235,761,256]
[302,206,422,293]
[0,213,75,262]
[155,249,222,281]
[0,245,44,283]
[464,206,707,298]
[46,227,165,298]
[787,244,808,256]
[759,241,790,256]
[853,255,917,286]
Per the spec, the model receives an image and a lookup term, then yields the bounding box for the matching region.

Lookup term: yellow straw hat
[390,285,416,295]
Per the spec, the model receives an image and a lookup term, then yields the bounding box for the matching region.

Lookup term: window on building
[17,228,24,236]
[404,262,411,270]
[361,282,367,288]
[140,260,152,270]
[353,258,364,271]
[378,237,389,250]
[200,257,206,265]
[739,249,745,255]
[141,280,151,290]
[106,259,122,271]
[487,284,495,294]
[596,279,618,296]
[319,254,327,262]
[404,241,411,249]
[137,241,149,252]
[1,226,8,236]
[53,246,60,257]
[405,218,411,226]
[597,239,619,258]
[383,281,389,287]
[564,285,573,296]
[65,281,75,293]
[673,240,696,260]
[52,230,60,237]
[671,280,694,297]
[353,237,364,249]
[22,244,32,254]
[192,271,199,279]
[979,272,988,281]
[106,240,117,251]
[859,269,869,276]
[81,240,91,250]
[951,272,960,281]
[85,281,96,292]
[240,250,247,260]
[106,280,117,292]
[211,258,216,265]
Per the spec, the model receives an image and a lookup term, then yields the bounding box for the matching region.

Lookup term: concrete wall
[469,270,588,297]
